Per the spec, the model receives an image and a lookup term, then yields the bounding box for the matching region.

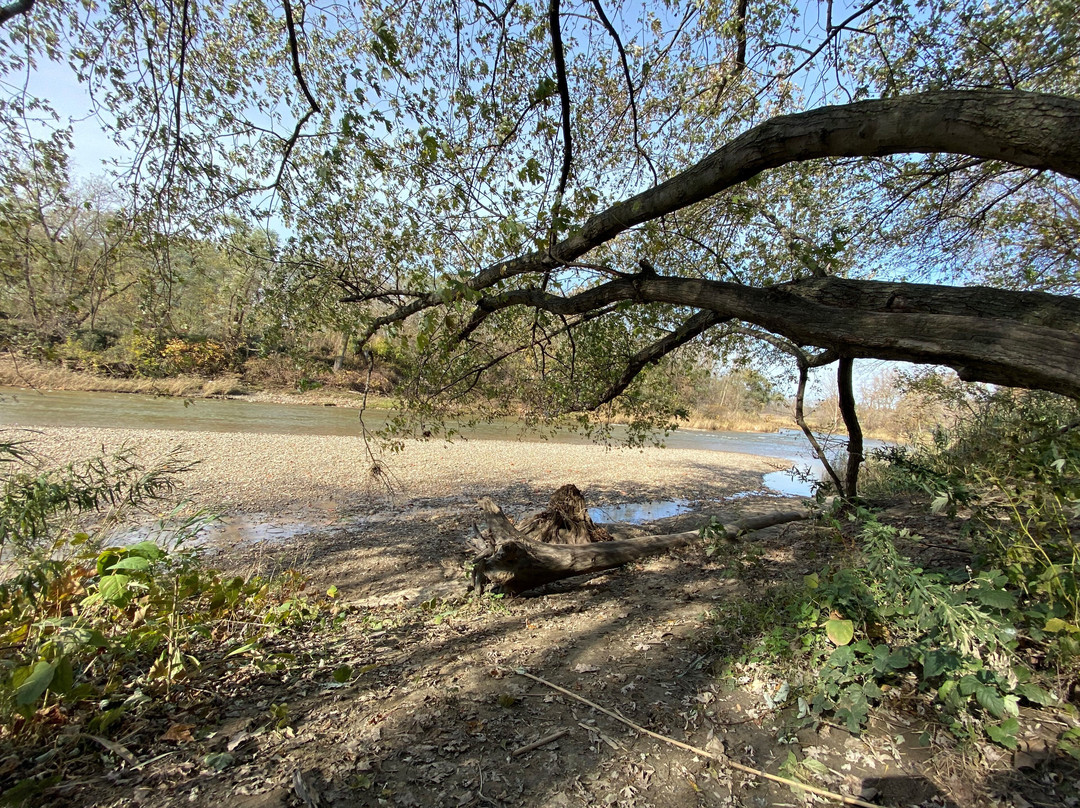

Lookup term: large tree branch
[461,273,1080,398]
[283,0,321,114]
[359,90,1080,341]
[549,0,572,206]
[0,0,33,27]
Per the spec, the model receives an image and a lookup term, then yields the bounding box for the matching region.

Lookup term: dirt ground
[7,473,1071,808]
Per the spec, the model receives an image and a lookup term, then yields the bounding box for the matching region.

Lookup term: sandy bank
[6,425,778,517]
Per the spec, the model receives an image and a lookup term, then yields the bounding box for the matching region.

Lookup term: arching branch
[357,91,1080,343]
[730,326,838,368]
[795,361,845,494]
[581,309,731,409]
[0,0,34,27]
[283,0,321,114]
[272,0,321,191]
[453,272,1080,398]
[735,0,749,71]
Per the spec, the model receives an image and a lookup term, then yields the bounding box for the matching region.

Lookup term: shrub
[0,440,331,744]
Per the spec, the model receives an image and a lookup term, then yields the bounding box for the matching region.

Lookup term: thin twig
[511,728,570,756]
[512,668,879,808]
[476,760,499,806]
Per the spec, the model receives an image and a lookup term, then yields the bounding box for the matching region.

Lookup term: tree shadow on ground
[207,466,769,602]
[41,489,1077,808]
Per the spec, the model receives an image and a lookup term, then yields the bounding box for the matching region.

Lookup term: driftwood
[468,485,812,595]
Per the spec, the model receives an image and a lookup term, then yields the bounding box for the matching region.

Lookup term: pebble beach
[10,425,777,516]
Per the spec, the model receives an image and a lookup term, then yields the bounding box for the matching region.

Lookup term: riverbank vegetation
[709,387,1080,751]
[0,440,341,804]
[0,384,1077,805]
[2,0,1080,801]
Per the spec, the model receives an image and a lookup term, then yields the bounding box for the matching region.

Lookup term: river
[0,386,868,499]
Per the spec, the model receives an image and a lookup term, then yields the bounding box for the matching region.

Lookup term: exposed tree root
[468,485,811,595]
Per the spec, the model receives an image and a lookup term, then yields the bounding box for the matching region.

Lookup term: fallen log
[469,494,812,595]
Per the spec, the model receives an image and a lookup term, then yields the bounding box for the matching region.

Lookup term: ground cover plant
[706,388,1080,759]
[0,440,337,805]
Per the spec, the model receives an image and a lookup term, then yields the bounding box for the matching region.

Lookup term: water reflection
[762,467,817,497]
[588,500,692,524]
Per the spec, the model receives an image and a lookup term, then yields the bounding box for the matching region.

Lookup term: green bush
[0,440,332,738]
[711,383,1080,749]
[871,390,1080,621]
[794,514,1061,746]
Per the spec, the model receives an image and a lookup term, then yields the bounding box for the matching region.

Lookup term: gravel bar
[8,426,778,516]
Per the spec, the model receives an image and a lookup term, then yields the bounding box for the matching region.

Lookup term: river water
[0,386,865,502]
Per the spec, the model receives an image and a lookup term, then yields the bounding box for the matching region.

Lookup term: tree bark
[352,90,1080,401]
[795,361,845,494]
[0,0,34,28]
[354,91,1080,322]
[512,483,613,545]
[469,496,810,595]
[837,358,864,498]
[464,274,1080,399]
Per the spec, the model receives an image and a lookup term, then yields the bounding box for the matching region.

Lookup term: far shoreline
[1,357,823,437]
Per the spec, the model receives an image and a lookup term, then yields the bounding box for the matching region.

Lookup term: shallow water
[588,500,693,524]
[0,386,868,460]
[2,387,877,539]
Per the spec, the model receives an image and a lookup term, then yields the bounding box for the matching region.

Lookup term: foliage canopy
[2,0,1079,433]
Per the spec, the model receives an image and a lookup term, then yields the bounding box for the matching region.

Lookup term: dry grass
[0,357,246,399]
[0,356,397,409]
[679,411,788,433]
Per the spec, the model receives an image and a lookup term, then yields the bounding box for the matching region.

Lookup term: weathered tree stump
[468,485,811,595]
[514,483,612,544]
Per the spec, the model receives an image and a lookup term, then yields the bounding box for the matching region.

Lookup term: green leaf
[97,574,132,606]
[1044,617,1079,634]
[88,706,125,735]
[937,679,962,710]
[332,665,352,683]
[225,641,260,658]
[958,674,980,696]
[57,627,109,649]
[826,645,856,669]
[975,684,1006,718]
[975,588,1016,609]
[1060,727,1080,761]
[825,619,854,646]
[886,648,913,670]
[203,752,234,771]
[923,648,960,678]
[126,541,165,560]
[1003,694,1021,717]
[0,774,63,806]
[51,655,74,695]
[109,556,150,572]
[16,660,56,707]
[1015,683,1056,706]
[802,758,830,777]
[986,717,1019,749]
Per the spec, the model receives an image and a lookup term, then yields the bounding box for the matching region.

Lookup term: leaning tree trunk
[836,357,865,498]
[469,489,811,595]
